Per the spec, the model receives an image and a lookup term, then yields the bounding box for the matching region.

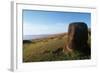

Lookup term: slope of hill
[23,32,90,62]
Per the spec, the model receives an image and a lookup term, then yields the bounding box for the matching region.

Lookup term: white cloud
[23,22,68,35]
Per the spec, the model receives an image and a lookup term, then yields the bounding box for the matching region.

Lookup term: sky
[23,10,91,35]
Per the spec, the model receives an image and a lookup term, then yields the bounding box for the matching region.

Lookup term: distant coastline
[23,33,67,40]
[23,35,50,40]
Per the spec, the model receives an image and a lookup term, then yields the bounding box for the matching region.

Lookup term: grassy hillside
[23,32,91,62]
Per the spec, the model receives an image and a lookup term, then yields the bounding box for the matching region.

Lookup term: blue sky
[23,10,91,35]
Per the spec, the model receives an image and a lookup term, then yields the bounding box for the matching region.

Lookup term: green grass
[23,33,91,62]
